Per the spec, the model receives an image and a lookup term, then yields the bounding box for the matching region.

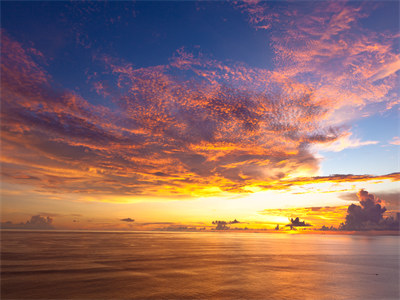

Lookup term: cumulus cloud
[340,190,400,211]
[375,192,400,210]
[340,189,399,231]
[262,190,399,231]
[120,218,135,222]
[1,215,54,230]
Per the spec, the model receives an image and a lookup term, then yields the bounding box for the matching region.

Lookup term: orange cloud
[1,32,342,198]
[2,26,399,201]
[271,172,400,189]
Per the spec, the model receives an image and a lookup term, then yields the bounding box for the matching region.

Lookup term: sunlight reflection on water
[1,231,399,299]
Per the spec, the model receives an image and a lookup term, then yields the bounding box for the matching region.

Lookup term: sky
[1,0,399,231]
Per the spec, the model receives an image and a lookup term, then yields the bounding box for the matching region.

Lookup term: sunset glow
[1,1,399,232]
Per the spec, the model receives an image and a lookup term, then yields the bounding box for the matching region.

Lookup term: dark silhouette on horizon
[212,219,240,230]
[286,217,312,230]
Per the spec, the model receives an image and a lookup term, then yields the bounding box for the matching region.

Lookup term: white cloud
[315,132,378,152]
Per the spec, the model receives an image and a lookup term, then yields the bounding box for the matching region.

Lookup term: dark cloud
[212,219,240,230]
[1,215,54,230]
[285,217,312,229]
[120,218,135,222]
[340,189,399,231]
[319,225,338,231]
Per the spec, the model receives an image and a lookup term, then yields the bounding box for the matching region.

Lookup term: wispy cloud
[389,136,400,145]
[315,132,378,152]
[257,173,400,191]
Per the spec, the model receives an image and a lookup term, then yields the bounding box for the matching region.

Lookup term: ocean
[1,230,399,299]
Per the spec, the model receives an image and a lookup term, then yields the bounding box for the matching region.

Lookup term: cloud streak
[315,132,378,152]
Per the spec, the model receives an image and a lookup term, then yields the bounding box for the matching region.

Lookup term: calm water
[1,231,399,299]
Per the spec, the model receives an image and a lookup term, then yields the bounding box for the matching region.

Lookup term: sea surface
[1,230,399,299]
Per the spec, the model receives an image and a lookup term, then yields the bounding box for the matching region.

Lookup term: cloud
[260,206,348,228]
[286,217,312,228]
[315,132,378,152]
[340,190,400,211]
[389,136,400,145]
[238,1,399,120]
[1,10,399,201]
[375,192,400,210]
[259,172,400,191]
[1,31,345,198]
[212,219,241,230]
[340,189,399,230]
[120,218,135,222]
[1,215,54,230]
[369,58,400,82]
[261,189,400,231]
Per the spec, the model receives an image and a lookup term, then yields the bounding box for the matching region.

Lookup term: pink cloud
[2,13,398,200]
[1,32,344,198]
[238,1,399,123]
[389,137,400,146]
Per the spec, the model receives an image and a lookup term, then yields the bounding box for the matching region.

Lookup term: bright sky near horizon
[1,1,399,231]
